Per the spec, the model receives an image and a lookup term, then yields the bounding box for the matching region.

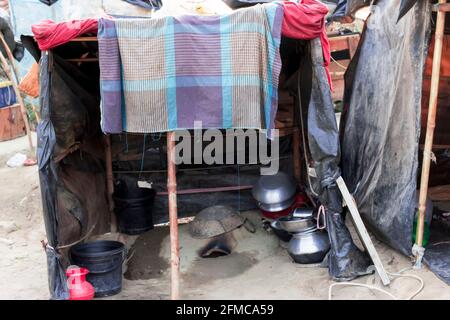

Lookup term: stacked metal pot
[252,172,330,264]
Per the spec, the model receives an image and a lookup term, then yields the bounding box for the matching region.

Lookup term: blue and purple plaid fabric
[98,3,283,135]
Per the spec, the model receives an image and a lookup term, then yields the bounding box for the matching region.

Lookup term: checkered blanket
[98,3,283,135]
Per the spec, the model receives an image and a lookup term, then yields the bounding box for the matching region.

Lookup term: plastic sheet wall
[341,0,431,256]
[302,38,372,280]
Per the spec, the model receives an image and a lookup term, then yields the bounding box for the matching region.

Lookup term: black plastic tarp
[38,51,70,300]
[329,0,420,22]
[341,0,431,256]
[300,38,372,280]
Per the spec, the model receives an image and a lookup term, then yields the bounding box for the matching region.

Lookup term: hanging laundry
[281,0,332,90]
[32,18,98,50]
[98,3,283,136]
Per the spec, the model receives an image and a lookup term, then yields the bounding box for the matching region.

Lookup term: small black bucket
[70,240,125,297]
[113,179,156,235]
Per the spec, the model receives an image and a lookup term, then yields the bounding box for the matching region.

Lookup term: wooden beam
[292,127,301,182]
[156,185,253,196]
[68,36,98,42]
[167,131,180,300]
[416,0,447,252]
[65,58,99,62]
[336,176,391,286]
[104,135,117,233]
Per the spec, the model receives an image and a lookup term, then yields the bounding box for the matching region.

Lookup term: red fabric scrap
[32,18,99,51]
[281,0,332,90]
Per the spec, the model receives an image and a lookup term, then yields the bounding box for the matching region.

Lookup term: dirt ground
[1,135,450,300]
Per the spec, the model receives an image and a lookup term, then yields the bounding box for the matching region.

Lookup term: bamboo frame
[104,135,117,233]
[416,0,447,252]
[167,131,180,300]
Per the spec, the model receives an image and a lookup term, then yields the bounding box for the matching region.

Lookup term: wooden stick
[104,135,117,233]
[68,36,98,42]
[0,33,20,80]
[157,185,253,196]
[0,33,33,152]
[292,127,301,182]
[416,0,447,250]
[336,176,391,286]
[167,131,180,300]
[65,58,99,62]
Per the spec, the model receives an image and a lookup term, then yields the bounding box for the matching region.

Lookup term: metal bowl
[269,220,292,242]
[277,215,315,233]
[252,172,297,212]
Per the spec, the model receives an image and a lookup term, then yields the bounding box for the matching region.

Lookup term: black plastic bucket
[70,240,125,297]
[113,179,156,235]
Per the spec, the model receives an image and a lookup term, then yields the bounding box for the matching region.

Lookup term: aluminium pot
[252,172,297,212]
[287,228,330,264]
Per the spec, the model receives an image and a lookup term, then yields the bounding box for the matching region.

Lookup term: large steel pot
[252,172,297,212]
[287,228,330,264]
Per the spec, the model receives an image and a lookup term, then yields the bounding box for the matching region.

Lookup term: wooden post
[167,131,180,300]
[336,176,391,286]
[293,127,301,182]
[104,135,117,233]
[0,35,33,152]
[416,0,447,250]
[0,33,20,81]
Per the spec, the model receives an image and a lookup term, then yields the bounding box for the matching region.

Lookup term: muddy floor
[1,135,450,300]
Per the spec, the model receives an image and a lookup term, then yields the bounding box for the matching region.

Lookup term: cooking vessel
[269,220,292,242]
[252,172,297,212]
[292,207,314,218]
[277,215,315,233]
[287,228,330,264]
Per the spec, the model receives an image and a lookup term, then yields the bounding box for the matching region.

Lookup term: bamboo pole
[0,33,20,81]
[292,127,301,182]
[0,33,33,152]
[167,131,180,300]
[104,135,117,233]
[416,0,447,250]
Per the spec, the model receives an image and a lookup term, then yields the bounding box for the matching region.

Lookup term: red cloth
[32,19,98,51]
[281,0,332,90]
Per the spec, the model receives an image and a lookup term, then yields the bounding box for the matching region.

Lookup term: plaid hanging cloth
[98,3,284,136]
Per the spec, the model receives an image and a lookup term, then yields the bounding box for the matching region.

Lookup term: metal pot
[277,215,315,233]
[252,172,297,212]
[292,207,314,219]
[269,220,292,242]
[287,228,330,264]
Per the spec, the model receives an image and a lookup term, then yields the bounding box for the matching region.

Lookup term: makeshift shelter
[11,0,450,299]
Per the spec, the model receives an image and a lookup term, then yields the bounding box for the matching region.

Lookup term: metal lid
[257,196,296,213]
[252,172,297,211]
